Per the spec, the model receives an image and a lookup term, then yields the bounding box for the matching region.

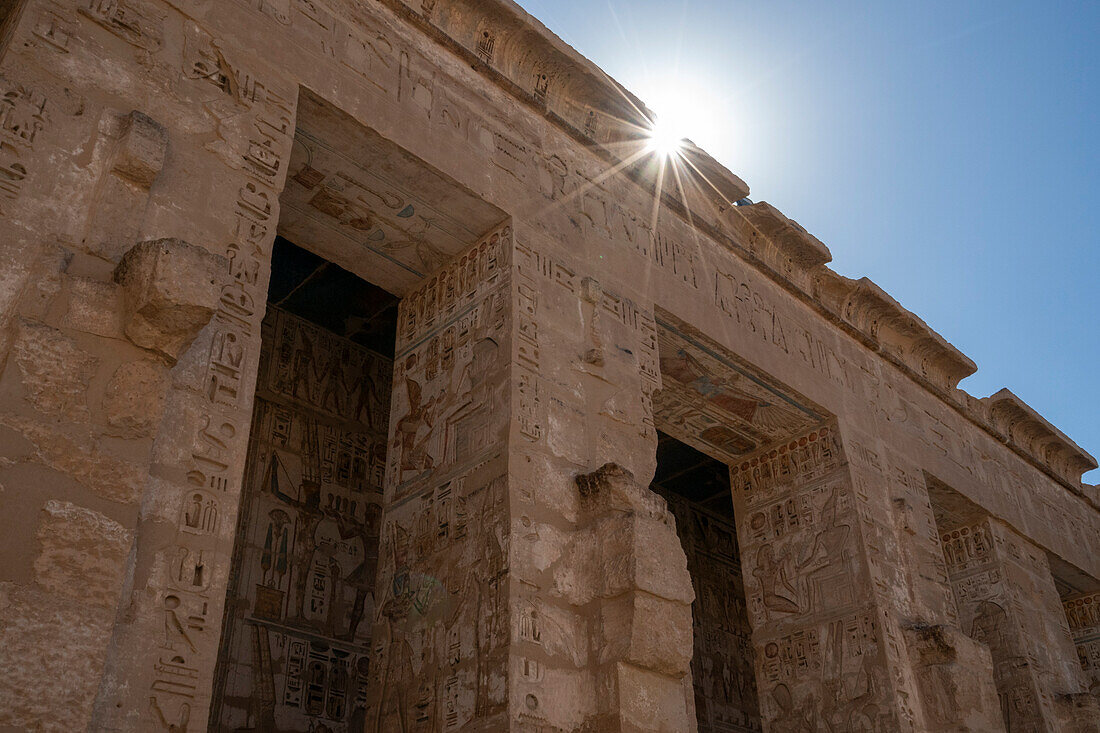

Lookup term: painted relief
[214,306,392,732]
[654,323,824,466]
[363,225,513,731]
[658,489,761,733]
[1064,591,1100,696]
[941,518,1062,732]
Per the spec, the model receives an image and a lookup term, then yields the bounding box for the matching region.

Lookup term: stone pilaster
[729,425,926,731]
[362,225,515,732]
[88,58,298,733]
[943,517,1092,731]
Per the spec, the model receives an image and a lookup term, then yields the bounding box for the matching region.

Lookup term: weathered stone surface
[111,110,168,189]
[0,414,146,505]
[0,584,115,731]
[904,623,1005,731]
[113,238,229,361]
[33,499,131,609]
[0,1,1095,731]
[102,358,168,437]
[62,275,125,339]
[10,319,97,418]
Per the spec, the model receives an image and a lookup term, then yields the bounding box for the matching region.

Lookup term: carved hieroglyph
[1,0,1098,731]
[212,306,392,730]
[657,488,761,732]
[365,225,513,732]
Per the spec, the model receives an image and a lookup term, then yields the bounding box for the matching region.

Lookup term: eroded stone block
[111,110,167,189]
[0,584,115,731]
[904,623,1005,731]
[33,499,131,609]
[112,238,228,361]
[10,319,97,418]
[102,358,168,437]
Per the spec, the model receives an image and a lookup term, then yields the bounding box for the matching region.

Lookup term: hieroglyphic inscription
[140,62,296,731]
[1064,591,1100,696]
[214,306,390,731]
[0,75,48,214]
[388,225,511,501]
[731,426,842,505]
[513,240,661,440]
[941,518,1064,731]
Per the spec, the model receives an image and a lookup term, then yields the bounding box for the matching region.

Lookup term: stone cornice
[366,0,1093,496]
[983,389,1098,486]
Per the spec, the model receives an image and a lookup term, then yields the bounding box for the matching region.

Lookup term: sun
[645,114,685,157]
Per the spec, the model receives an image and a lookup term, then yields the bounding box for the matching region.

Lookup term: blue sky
[516,0,1100,482]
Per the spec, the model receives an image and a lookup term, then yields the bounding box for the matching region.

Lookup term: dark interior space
[212,236,400,731]
[652,430,736,516]
[651,430,761,733]
[267,235,399,356]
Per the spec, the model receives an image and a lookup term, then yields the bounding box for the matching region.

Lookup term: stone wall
[0,0,1097,730]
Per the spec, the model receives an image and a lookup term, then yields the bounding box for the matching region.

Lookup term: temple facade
[0,1,1098,731]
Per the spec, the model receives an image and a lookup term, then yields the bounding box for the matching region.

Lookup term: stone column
[729,425,926,731]
[942,517,1095,731]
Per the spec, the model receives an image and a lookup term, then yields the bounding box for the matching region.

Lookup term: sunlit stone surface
[0,1,1097,731]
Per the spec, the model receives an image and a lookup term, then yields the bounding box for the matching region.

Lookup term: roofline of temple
[374,0,1097,500]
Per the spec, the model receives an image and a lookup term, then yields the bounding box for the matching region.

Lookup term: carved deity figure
[394,377,440,479]
[799,487,852,571]
[753,545,801,617]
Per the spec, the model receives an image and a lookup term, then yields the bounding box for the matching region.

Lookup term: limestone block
[33,499,131,609]
[111,110,167,189]
[112,238,228,361]
[903,624,1005,732]
[0,583,114,731]
[0,414,146,505]
[10,318,97,418]
[62,275,125,339]
[601,661,696,733]
[14,242,72,320]
[597,592,693,678]
[102,358,168,437]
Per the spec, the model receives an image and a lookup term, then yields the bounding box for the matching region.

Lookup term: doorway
[211,236,398,731]
[651,431,762,732]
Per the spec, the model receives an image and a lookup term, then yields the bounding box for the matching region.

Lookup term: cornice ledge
[813,273,976,394]
[984,388,1098,486]
[378,0,748,209]
[736,201,832,272]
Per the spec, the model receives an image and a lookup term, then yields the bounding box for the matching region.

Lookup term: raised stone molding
[736,200,833,271]
[984,389,1098,488]
[814,272,977,393]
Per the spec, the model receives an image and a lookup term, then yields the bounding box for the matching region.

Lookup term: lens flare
[646,115,685,157]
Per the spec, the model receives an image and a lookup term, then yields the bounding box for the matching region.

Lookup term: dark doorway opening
[212,235,399,731]
[651,430,762,733]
